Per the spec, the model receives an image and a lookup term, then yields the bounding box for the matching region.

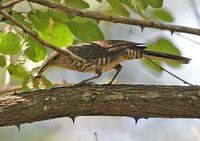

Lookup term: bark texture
[0,85,200,127]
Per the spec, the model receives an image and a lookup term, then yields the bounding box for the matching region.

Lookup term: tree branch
[146,58,193,86]
[0,9,85,62]
[28,0,200,36]
[0,85,200,127]
[0,0,24,9]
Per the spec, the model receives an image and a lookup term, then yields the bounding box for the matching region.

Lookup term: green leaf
[133,0,148,14]
[150,9,174,22]
[48,10,72,24]
[0,32,2,44]
[22,75,32,91]
[6,11,32,29]
[23,74,50,91]
[41,76,53,89]
[65,0,89,9]
[67,18,104,42]
[7,63,28,80]
[147,0,163,8]
[28,10,71,28]
[140,0,148,9]
[39,22,74,47]
[0,55,6,67]
[119,0,132,7]
[22,75,53,91]
[25,36,47,62]
[13,12,32,29]
[28,10,74,48]
[107,0,130,17]
[27,10,49,32]
[0,32,20,55]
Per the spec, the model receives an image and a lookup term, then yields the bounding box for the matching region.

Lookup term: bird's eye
[52,55,59,61]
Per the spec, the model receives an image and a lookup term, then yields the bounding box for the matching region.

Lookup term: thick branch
[0,85,200,127]
[0,10,85,62]
[28,0,200,36]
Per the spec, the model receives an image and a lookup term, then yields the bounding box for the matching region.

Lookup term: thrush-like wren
[37,40,190,84]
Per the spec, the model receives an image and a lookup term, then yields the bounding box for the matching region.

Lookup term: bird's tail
[142,50,191,64]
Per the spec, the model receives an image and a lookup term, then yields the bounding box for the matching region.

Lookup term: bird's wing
[66,43,111,60]
[94,40,146,52]
[66,40,146,60]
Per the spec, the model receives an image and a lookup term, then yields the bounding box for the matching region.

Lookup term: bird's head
[37,51,62,77]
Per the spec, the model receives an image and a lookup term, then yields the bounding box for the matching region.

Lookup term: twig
[190,0,200,26]
[0,10,85,62]
[0,0,24,9]
[175,33,200,45]
[28,0,200,36]
[146,57,193,86]
[0,83,72,95]
[94,132,99,141]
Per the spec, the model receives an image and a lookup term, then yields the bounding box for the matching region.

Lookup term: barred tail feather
[142,50,191,64]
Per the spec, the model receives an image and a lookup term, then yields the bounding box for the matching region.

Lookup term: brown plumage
[37,40,190,84]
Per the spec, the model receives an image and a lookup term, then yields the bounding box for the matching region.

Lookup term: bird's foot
[107,79,118,85]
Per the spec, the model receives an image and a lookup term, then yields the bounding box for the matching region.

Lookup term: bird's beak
[37,62,50,77]
[37,51,59,78]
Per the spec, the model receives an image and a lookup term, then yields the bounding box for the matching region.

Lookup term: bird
[37,40,191,84]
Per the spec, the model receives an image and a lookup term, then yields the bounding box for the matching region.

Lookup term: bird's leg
[78,67,102,84]
[108,64,122,84]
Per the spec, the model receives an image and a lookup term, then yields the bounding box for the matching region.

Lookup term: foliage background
[0,0,200,141]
